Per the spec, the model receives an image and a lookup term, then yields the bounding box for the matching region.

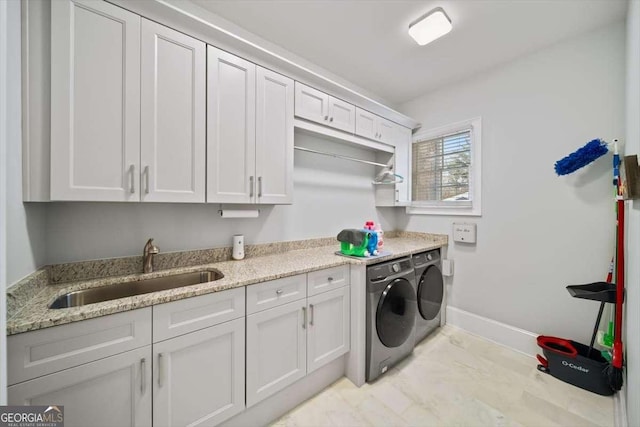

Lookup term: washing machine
[366,257,417,382]
[412,249,444,343]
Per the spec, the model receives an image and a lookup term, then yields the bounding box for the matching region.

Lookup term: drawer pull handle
[129,164,135,194]
[327,277,334,281]
[249,176,254,198]
[309,304,314,326]
[140,358,146,395]
[158,353,165,387]
[302,307,307,329]
[144,166,150,194]
[276,289,283,295]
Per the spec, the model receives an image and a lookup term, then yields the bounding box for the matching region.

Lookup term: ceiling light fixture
[408,7,452,46]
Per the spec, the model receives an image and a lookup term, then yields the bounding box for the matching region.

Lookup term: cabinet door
[294,82,329,124]
[307,287,350,374]
[255,67,294,204]
[140,19,205,203]
[355,107,377,140]
[207,46,256,203]
[246,299,307,407]
[50,0,140,201]
[327,97,356,133]
[377,117,396,145]
[394,125,412,205]
[153,318,245,427]
[8,346,152,427]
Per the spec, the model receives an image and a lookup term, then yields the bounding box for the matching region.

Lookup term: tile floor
[271,326,614,427]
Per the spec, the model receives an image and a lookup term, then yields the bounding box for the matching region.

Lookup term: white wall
[396,23,626,344]
[624,0,639,424]
[44,133,396,264]
[5,0,46,286]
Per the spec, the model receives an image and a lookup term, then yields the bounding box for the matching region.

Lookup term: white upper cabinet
[374,122,412,207]
[394,125,412,205]
[328,97,356,133]
[294,82,355,133]
[355,108,377,140]
[294,82,329,123]
[207,46,257,204]
[140,19,206,203]
[355,107,395,145]
[377,117,396,145]
[50,0,141,201]
[207,52,293,205]
[50,1,206,203]
[255,67,294,204]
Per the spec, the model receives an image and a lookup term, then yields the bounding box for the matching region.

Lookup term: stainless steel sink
[49,270,224,309]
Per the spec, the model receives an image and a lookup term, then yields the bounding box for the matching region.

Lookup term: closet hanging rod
[294,146,389,168]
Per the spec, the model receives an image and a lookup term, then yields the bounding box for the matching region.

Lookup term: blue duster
[554,139,609,176]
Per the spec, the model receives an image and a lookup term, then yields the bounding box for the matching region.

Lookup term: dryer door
[376,278,416,348]
[417,265,444,321]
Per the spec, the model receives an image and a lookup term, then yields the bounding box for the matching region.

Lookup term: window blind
[412,130,471,203]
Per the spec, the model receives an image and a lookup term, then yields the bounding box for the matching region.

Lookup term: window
[407,117,482,216]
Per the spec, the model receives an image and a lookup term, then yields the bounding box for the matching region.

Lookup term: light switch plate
[453,223,476,243]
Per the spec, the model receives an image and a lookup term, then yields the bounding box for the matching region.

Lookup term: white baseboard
[445,306,539,357]
[614,381,628,427]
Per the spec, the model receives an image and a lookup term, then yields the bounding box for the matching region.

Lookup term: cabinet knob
[329,117,334,122]
[324,115,328,120]
[276,289,283,295]
[327,277,334,281]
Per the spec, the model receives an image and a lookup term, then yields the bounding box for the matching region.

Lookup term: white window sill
[405,205,482,216]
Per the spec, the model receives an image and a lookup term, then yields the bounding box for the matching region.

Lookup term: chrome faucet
[143,238,159,274]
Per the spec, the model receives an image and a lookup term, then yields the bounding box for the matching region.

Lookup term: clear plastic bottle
[375,224,384,251]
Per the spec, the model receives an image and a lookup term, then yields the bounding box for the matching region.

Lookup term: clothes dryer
[412,249,444,343]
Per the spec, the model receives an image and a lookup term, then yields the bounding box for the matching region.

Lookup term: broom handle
[613,197,624,368]
[589,301,606,358]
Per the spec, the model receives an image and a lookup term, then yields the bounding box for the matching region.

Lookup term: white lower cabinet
[8,268,350,426]
[246,298,307,408]
[153,317,245,427]
[246,271,350,408]
[307,286,350,374]
[8,346,152,427]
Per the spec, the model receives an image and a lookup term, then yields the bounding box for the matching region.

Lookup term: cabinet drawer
[153,288,244,342]
[8,308,152,385]
[307,265,349,296]
[246,274,306,314]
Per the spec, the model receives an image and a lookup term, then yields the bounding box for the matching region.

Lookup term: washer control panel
[367,257,413,281]
[412,249,440,267]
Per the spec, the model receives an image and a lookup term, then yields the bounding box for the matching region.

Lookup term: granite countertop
[7,234,447,335]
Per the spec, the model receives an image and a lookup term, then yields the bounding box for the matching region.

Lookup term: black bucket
[537,336,614,396]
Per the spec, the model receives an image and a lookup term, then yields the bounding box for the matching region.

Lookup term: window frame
[407,117,482,216]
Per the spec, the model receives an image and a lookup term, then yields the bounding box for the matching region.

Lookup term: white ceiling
[193,0,628,106]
